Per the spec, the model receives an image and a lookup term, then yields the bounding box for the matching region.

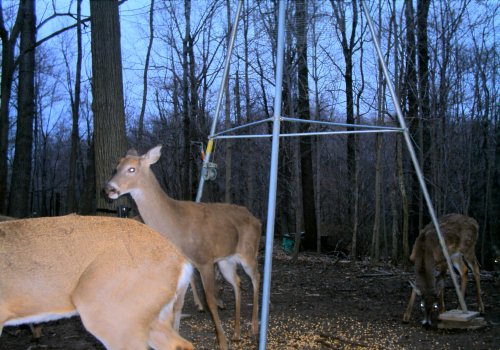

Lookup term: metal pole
[195,0,243,202]
[259,1,286,349]
[361,0,467,312]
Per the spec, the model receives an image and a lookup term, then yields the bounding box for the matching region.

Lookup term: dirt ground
[1,245,499,350]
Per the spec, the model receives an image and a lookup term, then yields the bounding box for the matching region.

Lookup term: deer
[0,214,194,350]
[104,145,262,350]
[402,213,484,327]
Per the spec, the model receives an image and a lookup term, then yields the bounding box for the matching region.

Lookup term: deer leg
[149,315,194,350]
[198,265,229,350]
[77,300,150,350]
[403,288,417,323]
[173,275,190,332]
[436,269,446,314]
[455,255,469,298]
[29,324,43,339]
[472,260,484,313]
[190,277,204,312]
[214,266,226,309]
[218,259,241,341]
[469,257,484,313]
[191,271,225,311]
[241,259,260,335]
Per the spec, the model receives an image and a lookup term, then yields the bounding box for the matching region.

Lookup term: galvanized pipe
[211,128,402,140]
[195,0,243,202]
[258,0,286,348]
[361,0,467,312]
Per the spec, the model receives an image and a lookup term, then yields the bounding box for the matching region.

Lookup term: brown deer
[0,214,193,350]
[403,213,484,327]
[105,145,261,350]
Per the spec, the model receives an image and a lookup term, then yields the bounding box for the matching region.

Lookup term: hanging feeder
[203,162,217,181]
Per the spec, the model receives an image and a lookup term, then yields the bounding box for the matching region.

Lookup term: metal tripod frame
[195,1,468,348]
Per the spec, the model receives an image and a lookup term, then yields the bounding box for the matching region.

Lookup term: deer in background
[105,145,261,350]
[0,214,193,350]
[403,213,484,327]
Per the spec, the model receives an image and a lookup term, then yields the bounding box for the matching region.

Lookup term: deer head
[105,146,161,200]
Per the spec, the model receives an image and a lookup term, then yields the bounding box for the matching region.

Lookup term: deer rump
[404,213,483,327]
[0,215,193,350]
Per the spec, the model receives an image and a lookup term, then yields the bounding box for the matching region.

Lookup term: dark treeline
[0,0,498,268]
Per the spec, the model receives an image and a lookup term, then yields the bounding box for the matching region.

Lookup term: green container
[281,233,295,254]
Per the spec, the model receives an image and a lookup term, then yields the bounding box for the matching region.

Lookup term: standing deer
[0,215,193,350]
[105,145,261,350]
[403,213,484,327]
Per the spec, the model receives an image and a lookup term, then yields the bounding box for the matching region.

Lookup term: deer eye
[128,167,136,173]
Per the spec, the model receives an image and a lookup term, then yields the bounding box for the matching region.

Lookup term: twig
[315,338,337,349]
[319,332,370,348]
[357,272,394,278]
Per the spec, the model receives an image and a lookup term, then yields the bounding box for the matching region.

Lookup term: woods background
[0,0,498,268]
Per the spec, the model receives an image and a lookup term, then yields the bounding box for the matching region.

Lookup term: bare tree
[137,0,155,148]
[311,0,323,252]
[330,0,359,256]
[8,0,36,218]
[89,0,128,213]
[66,0,83,214]
[242,0,255,211]
[403,0,418,257]
[416,0,431,227]
[0,3,22,214]
[297,0,318,251]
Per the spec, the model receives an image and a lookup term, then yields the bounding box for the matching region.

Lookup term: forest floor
[1,244,499,350]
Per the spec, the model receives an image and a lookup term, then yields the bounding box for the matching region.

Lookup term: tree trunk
[137,0,155,148]
[181,0,191,200]
[404,0,420,246]
[8,0,36,218]
[296,0,317,251]
[0,5,22,214]
[187,5,201,200]
[242,1,255,211]
[67,0,83,214]
[278,15,295,238]
[330,0,358,256]
[79,133,95,215]
[89,0,128,214]
[416,0,431,227]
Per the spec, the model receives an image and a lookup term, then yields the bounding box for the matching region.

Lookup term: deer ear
[143,145,162,165]
[126,149,139,157]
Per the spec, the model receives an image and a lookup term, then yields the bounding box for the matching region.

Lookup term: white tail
[0,214,194,350]
[105,145,261,350]
[402,213,484,326]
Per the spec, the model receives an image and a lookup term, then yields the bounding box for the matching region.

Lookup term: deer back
[0,214,193,349]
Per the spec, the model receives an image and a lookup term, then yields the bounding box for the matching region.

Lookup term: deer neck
[129,172,181,235]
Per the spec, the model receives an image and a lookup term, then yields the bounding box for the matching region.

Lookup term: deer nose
[103,182,120,197]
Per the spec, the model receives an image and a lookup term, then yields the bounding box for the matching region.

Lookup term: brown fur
[0,215,193,350]
[403,213,484,325]
[105,145,262,350]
